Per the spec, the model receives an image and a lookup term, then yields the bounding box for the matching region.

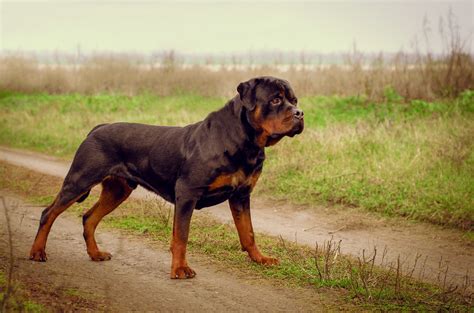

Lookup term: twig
[395,255,401,297]
[328,225,347,234]
[379,246,388,267]
[418,255,428,281]
[303,225,318,232]
[407,253,422,280]
[313,242,323,281]
[1,196,15,312]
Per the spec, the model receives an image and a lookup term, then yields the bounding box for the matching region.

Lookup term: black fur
[30,76,304,273]
[59,76,304,212]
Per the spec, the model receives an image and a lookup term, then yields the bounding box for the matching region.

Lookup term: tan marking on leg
[83,177,132,261]
[170,235,195,279]
[30,194,84,261]
[229,197,279,265]
[169,199,196,279]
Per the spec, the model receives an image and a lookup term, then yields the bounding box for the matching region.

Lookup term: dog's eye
[270,98,282,105]
[286,97,297,106]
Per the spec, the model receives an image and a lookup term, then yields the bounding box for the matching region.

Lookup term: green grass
[0,271,47,313]
[261,90,474,230]
[0,90,473,229]
[0,91,223,156]
[0,162,472,311]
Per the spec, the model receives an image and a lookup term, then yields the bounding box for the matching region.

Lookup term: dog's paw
[89,251,112,261]
[170,266,196,279]
[254,255,279,266]
[29,249,47,262]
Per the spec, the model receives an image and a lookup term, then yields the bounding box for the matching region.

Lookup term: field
[0,48,473,311]
[1,3,474,310]
[0,90,473,230]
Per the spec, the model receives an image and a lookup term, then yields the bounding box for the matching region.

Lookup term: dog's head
[237,76,304,147]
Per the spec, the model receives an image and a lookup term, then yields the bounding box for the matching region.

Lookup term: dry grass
[1,49,472,101]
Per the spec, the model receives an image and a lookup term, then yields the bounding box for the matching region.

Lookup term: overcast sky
[1,0,472,54]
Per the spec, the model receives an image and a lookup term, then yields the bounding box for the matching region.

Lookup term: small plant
[458,90,474,112]
[383,85,404,103]
[313,237,341,281]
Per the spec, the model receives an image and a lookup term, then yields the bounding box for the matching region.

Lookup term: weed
[313,237,342,281]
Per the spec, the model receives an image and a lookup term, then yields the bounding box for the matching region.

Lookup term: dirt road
[0,192,331,312]
[0,146,472,288]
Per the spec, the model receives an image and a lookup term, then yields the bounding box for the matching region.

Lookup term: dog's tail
[87,123,108,136]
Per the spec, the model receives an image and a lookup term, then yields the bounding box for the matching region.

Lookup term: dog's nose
[294,108,304,119]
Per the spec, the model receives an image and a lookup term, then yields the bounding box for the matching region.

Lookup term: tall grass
[1,48,472,101]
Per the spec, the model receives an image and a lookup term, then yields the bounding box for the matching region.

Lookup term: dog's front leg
[170,196,197,279]
[229,195,279,265]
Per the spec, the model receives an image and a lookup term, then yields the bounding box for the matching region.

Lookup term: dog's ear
[237,78,259,110]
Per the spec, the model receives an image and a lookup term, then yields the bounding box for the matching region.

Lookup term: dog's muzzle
[289,108,304,136]
[293,108,304,120]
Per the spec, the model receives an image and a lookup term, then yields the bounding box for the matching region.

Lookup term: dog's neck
[200,97,265,167]
[227,96,265,148]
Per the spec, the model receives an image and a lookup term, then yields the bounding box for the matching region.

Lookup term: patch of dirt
[0,192,332,312]
[1,146,472,289]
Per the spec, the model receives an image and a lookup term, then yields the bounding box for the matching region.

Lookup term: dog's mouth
[271,119,304,138]
[288,119,304,137]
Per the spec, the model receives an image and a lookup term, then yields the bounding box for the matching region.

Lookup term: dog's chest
[203,148,264,199]
[208,169,261,192]
[193,167,261,209]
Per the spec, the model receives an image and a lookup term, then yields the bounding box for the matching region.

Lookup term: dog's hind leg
[29,187,90,262]
[82,176,132,261]
[29,137,119,261]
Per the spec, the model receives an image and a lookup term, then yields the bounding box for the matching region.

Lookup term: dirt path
[0,146,472,288]
[0,192,331,312]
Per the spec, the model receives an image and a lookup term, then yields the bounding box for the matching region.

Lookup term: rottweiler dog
[29,76,304,279]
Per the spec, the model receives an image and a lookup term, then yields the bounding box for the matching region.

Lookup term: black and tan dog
[29,76,304,279]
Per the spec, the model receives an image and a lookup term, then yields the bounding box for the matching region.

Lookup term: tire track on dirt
[0,146,472,288]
